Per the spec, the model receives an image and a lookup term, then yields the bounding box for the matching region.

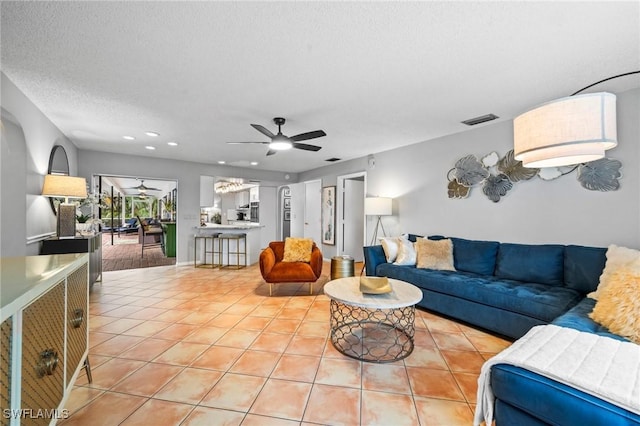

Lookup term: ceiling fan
[126,179,161,193]
[227,117,326,156]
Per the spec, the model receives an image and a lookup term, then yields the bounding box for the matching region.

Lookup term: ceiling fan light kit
[227,117,326,156]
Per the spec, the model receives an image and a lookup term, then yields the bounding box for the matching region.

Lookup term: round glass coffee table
[323,276,423,363]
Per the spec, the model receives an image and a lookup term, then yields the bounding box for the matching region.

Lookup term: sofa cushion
[589,264,640,344]
[564,245,607,294]
[551,298,628,342]
[495,243,565,286]
[450,237,499,276]
[415,238,455,270]
[377,264,580,322]
[282,237,313,262]
[589,244,640,300]
[394,237,417,266]
[380,237,399,262]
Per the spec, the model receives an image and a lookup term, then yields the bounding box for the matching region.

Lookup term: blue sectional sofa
[363,235,639,425]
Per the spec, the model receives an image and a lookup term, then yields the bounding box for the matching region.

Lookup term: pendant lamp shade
[514,92,617,168]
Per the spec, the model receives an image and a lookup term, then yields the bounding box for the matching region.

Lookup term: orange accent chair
[259,241,323,296]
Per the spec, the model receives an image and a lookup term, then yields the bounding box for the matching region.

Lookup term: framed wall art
[283,187,291,197]
[284,210,291,221]
[284,197,291,209]
[321,185,336,245]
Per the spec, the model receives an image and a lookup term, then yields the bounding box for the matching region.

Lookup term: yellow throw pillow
[589,263,640,344]
[589,245,640,300]
[415,238,455,271]
[282,237,314,262]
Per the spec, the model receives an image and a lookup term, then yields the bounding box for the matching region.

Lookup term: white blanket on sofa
[474,324,640,425]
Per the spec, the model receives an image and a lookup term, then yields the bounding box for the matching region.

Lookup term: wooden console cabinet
[40,234,102,288]
[0,254,90,425]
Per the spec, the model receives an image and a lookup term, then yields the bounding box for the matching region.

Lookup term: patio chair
[136,215,163,258]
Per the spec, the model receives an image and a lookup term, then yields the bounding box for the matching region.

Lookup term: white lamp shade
[365,197,392,216]
[42,174,88,198]
[513,92,617,168]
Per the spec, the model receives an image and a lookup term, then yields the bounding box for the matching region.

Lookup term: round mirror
[47,145,70,213]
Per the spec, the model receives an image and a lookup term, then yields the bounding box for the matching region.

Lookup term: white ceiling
[2,2,639,173]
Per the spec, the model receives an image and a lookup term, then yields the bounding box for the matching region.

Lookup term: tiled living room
[60,263,510,425]
[1,2,639,426]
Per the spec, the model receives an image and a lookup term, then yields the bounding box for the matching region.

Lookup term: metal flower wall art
[447,150,622,203]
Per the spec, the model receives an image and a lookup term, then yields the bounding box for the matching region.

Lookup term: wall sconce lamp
[365,197,392,245]
[42,174,88,238]
[514,71,639,168]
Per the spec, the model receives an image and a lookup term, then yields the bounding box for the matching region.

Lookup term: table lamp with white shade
[365,197,392,245]
[42,174,88,238]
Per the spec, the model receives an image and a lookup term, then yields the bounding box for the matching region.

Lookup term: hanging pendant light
[514,92,617,168]
[513,71,639,168]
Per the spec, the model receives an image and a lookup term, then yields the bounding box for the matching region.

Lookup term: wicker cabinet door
[66,264,88,386]
[21,281,65,426]
[1,317,12,426]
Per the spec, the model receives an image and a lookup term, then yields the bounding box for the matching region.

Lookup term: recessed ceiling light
[145,146,156,150]
[145,131,160,137]
[167,141,178,146]
[250,161,258,166]
[123,135,135,140]
[218,161,226,164]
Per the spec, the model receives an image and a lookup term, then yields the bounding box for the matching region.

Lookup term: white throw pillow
[394,237,416,266]
[589,244,640,300]
[380,237,399,262]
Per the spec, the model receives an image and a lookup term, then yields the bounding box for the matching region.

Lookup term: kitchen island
[194,223,264,266]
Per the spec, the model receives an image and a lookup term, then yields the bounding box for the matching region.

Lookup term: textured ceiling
[2,1,639,173]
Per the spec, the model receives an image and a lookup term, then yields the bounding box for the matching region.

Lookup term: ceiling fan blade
[226,141,270,145]
[292,142,322,152]
[251,124,275,139]
[266,149,277,156]
[290,130,326,142]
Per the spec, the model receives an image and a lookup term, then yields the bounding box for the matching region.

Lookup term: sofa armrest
[363,245,386,276]
[309,246,323,279]
[260,247,276,277]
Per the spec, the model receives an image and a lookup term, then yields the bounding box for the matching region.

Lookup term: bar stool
[194,233,221,268]
[219,233,247,269]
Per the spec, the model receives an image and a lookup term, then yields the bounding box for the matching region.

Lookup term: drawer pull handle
[36,349,59,378]
[71,308,84,328]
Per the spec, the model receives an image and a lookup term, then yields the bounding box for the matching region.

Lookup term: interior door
[342,178,365,261]
[304,180,322,245]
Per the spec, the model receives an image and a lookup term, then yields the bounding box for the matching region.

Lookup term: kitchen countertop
[197,223,263,230]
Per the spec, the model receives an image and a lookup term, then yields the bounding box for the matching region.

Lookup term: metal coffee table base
[329,299,416,363]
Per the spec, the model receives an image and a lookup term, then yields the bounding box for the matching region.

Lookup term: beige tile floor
[61,262,512,426]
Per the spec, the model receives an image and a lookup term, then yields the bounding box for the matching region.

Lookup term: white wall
[302,88,640,252]
[1,73,80,256]
[78,150,293,264]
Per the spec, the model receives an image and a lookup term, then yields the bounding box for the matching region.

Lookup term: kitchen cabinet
[235,191,249,208]
[200,176,214,207]
[249,186,259,202]
[1,254,90,426]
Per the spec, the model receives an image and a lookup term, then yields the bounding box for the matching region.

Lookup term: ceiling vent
[325,157,341,162]
[461,113,499,126]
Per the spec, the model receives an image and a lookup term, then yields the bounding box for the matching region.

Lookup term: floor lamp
[42,174,88,238]
[365,197,392,245]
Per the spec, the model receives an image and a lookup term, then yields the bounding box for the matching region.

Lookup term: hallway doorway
[337,172,366,261]
[95,175,178,271]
